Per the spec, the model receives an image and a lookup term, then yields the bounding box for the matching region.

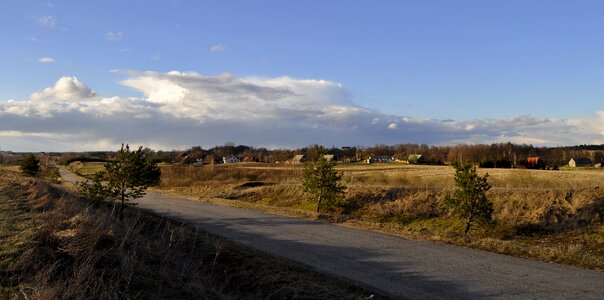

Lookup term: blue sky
[1,1,604,151]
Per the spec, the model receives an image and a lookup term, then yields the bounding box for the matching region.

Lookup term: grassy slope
[151,163,604,270]
[0,170,381,299]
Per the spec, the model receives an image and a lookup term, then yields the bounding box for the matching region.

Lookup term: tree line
[44,142,604,168]
[148,142,604,167]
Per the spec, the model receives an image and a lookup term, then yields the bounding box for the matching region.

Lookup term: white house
[222,155,239,164]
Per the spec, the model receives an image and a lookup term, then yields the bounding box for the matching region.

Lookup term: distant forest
[13,142,603,169]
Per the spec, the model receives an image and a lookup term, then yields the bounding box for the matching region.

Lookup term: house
[407,154,424,164]
[569,157,592,167]
[366,156,394,163]
[292,154,305,164]
[192,158,204,167]
[527,156,540,165]
[222,155,239,164]
[323,154,335,162]
[242,156,258,163]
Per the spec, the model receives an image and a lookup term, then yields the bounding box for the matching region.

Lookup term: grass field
[0,169,381,299]
[154,162,604,270]
[67,161,604,270]
[67,161,105,177]
[68,160,604,189]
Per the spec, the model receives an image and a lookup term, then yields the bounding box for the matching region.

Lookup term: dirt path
[59,167,604,299]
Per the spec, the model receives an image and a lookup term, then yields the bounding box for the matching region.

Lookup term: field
[65,161,604,270]
[66,161,106,177]
[0,169,381,299]
[154,162,604,270]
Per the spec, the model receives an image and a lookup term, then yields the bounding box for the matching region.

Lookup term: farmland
[66,161,604,270]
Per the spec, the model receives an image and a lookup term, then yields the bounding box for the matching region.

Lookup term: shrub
[20,154,41,176]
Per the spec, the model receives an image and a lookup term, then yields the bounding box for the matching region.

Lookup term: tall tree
[445,162,493,234]
[302,149,346,214]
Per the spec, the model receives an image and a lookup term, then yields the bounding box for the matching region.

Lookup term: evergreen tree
[20,154,41,177]
[79,144,161,218]
[78,171,111,203]
[445,162,493,234]
[302,150,345,214]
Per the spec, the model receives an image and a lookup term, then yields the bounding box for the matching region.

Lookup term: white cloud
[209,44,225,53]
[1,71,603,151]
[106,31,123,42]
[37,15,57,29]
[37,57,55,63]
[30,76,97,102]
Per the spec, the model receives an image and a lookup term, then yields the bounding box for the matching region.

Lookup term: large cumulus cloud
[1,71,603,151]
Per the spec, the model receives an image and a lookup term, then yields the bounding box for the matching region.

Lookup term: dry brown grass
[159,164,302,186]
[0,169,381,299]
[154,163,604,270]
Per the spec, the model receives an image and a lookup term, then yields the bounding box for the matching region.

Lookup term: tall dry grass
[0,171,379,299]
[160,164,301,187]
[149,163,604,269]
[157,164,604,232]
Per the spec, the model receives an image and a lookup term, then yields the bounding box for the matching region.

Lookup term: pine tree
[20,154,41,177]
[445,162,493,234]
[302,151,345,214]
[79,144,161,219]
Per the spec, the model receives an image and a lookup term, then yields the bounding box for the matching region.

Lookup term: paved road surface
[60,167,604,299]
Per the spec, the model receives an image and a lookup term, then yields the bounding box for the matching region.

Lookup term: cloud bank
[1,71,603,151]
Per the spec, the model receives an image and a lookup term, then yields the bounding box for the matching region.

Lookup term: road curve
[60,167,604,299]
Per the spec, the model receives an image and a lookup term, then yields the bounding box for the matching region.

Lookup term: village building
[407,154,424,164]
[222,155,240,164]
[292,154,305,164]
[366,156,394,163]
[192,158,204,167]
[527,156,540,165]
[569,157,592,167]
[242,156,258,163]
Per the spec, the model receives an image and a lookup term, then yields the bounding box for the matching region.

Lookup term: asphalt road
[60,167,604,299]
